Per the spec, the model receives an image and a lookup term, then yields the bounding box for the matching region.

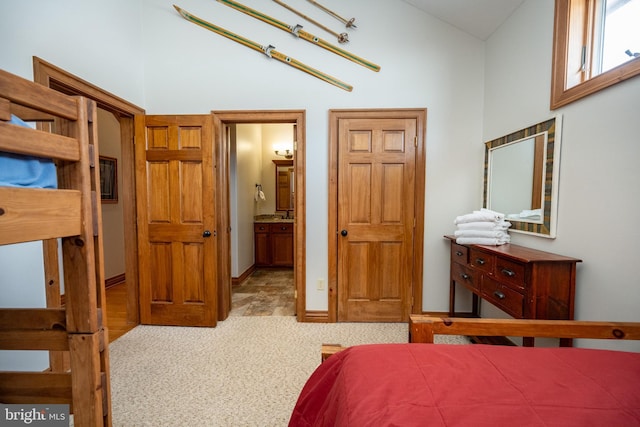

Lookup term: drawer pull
[501,268,515,277]
[281,226,288,230]
[475,258,486,265]
[493,290,506,300]
[460,273,470,280]
[455,251,463,257]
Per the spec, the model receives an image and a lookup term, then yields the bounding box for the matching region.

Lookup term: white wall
[0,0,145,107]
[233,124,263,277]
[140,0,486,311]
[0,242,49,370]
[483,0,640,350]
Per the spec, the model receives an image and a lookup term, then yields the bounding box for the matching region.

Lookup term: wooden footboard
[321,344,346,361]
[410,315,640,343]
[321,316,640,362]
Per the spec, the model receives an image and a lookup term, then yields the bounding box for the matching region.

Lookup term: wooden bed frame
[0,69,111,425]
[321,315,640,360]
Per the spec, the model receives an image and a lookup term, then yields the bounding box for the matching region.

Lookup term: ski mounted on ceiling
[173,5,353,92]
[216,0,379,72]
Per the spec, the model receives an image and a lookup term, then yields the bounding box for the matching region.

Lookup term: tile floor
[230,268,295,316]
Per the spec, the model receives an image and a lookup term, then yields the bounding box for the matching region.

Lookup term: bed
[0,68,111,425]
[290,316,640,426]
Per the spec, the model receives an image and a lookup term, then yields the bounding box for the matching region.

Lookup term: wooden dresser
[446,236,581,345]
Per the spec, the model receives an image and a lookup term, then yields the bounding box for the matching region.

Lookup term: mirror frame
[550,0,640,109]
[483,116,562,238]
[273,159,294,212]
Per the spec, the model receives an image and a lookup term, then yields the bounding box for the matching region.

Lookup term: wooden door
[135,115,217,326]
[336,116,418,322]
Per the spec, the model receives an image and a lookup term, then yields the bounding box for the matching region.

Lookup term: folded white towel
[519,208,541,218]
[454,209,505,225]
[456,221,511,230]
[454,229,510,239]
[508,208,542,220]
[456,236,510,246]
[478,208,506,221]
[259,190,266,201]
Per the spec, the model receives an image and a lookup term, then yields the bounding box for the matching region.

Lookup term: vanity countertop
[254,216,294,223]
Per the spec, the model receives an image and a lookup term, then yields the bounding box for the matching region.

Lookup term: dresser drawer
[451,262,479,293]
[270,223,293,233]
[451,243,468,265]
[469,248,495,274]
[482,277,524,318]
[495,258,526,291]
[254,223,269,233]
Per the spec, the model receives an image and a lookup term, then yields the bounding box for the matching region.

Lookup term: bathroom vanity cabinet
[255,222,294,267]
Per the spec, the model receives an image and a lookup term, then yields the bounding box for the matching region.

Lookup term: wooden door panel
[150,243,172,302]
[148,162,171,221]
[182,243,204,303]
[180,161,203,222]
[382,130,405,151]
[345,243,369,299]
[348,164,372,222]
[338,117,416,322]
[381,164,404,222]
[344,300,403,321]
[136,114,216,327]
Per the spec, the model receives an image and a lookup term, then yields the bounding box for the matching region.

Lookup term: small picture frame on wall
[99,156,118,203]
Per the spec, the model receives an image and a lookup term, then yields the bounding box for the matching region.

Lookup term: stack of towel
[454,208,511,245]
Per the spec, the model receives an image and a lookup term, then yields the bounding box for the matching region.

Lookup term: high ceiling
[401,0,526,40]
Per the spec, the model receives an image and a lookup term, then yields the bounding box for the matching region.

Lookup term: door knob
[340,229,348,236]
[203,230,212,237]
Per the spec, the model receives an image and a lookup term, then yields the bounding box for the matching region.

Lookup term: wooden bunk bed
[0,68,111,425]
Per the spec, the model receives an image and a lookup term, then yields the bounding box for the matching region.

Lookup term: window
[550,0,640,109]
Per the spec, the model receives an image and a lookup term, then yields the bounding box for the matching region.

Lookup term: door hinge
[88,145,95,168]
[580,45,587,72]
[414,136,417,147]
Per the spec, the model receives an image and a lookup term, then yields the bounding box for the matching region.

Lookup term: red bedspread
[289,343,640,426]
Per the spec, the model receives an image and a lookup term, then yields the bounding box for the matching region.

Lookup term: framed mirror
[483,116,562,238]
[273,159,294,213]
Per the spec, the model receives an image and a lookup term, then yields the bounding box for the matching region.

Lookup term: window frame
[550,0,640,109]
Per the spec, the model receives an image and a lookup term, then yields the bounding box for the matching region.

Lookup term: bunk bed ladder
[0,69,112,426]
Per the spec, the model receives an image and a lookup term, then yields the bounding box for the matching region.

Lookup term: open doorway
[96,108,133,339]
[33,57,145,332]
[228,123,295,316]
[213,111,307,321]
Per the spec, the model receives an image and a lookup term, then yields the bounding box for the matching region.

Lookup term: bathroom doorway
[230,123,295,316]
[213,110,306,321]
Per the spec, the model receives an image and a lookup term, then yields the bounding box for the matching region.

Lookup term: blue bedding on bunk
[0,115,57,189]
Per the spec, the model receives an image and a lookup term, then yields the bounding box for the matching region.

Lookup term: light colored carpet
[108,316,468,426]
